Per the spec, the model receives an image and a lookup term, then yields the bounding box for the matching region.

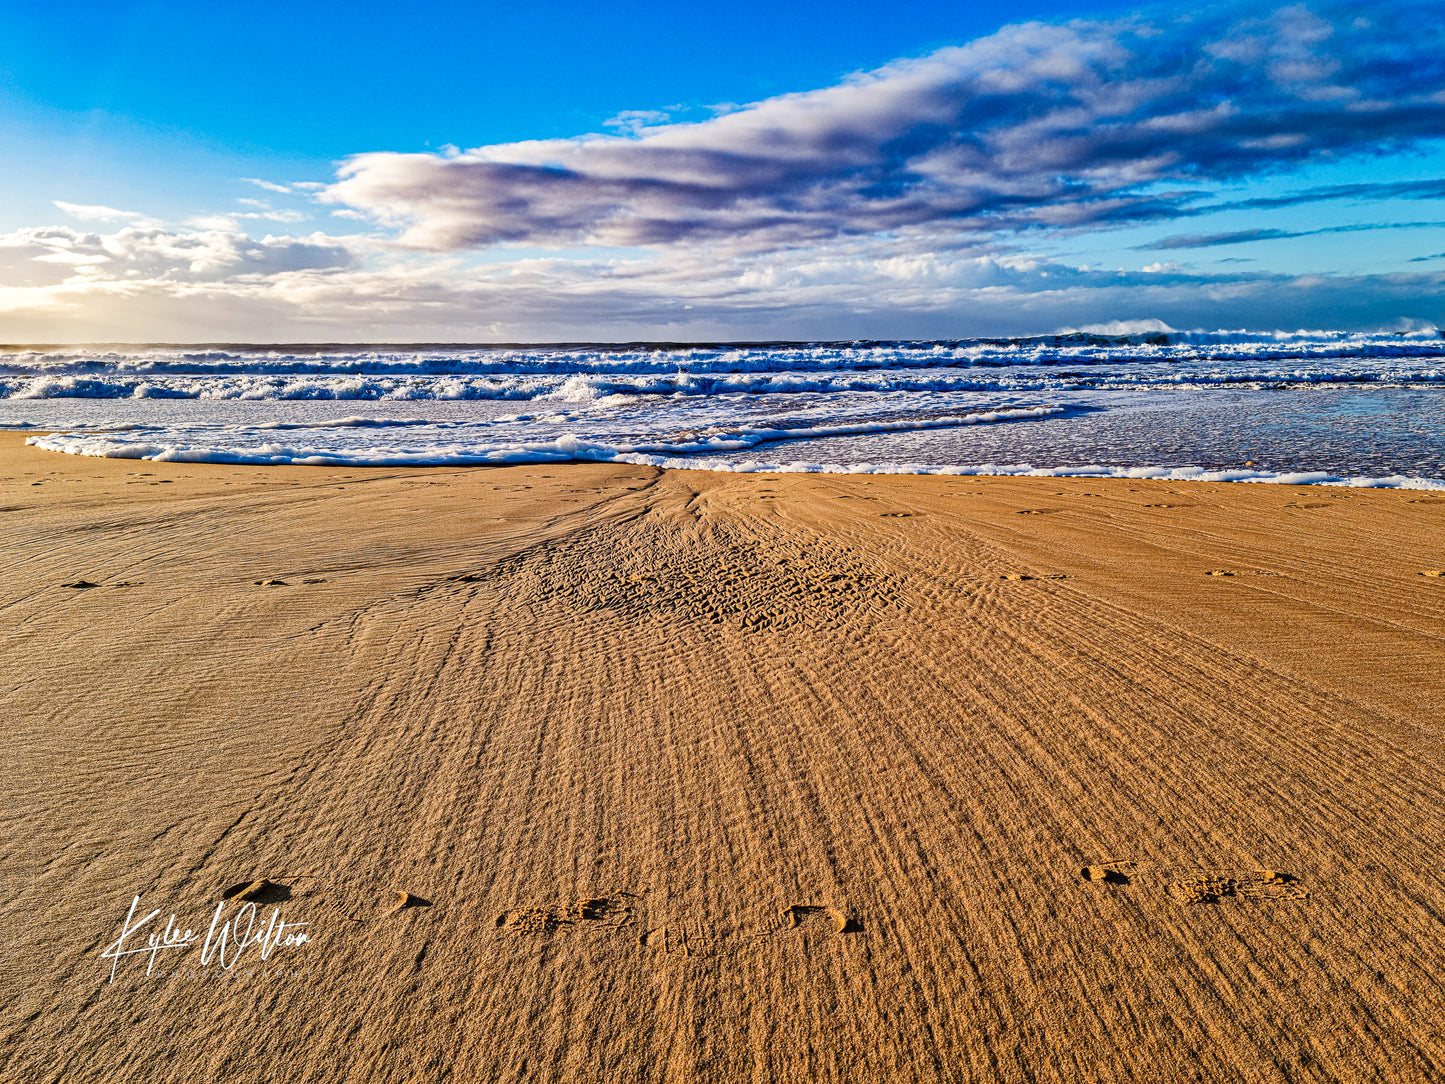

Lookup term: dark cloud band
[325,0,1445,253]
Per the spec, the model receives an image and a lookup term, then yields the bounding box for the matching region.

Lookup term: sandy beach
[3,429,1444,1082]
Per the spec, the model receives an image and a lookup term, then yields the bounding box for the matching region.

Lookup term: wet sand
[2,430,1444,1083]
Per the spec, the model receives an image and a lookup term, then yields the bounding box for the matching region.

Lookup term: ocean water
[5,331,1445,487]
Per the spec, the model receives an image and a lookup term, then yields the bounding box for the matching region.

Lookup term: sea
[5,330,1445,488]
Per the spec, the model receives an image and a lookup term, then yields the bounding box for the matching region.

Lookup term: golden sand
[2,432,1444,1082]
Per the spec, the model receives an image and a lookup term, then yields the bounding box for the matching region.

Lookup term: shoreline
[4,431,1445,1082]
[15,425,1445,491]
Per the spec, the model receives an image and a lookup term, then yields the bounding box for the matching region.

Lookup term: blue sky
[2,0,1444,341]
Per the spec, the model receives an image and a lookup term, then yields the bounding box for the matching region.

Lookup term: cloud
[242,178,295,194]
[251,209,307,224]
[1213,178,1445,211]
[3,219,1444,343]
[324,0,1445,253]
[230,200,309,224]
[1148,227,1302,248]
[0,224,355,287]
[1146,220,1445,248]
[603,109,673,136]
[52,201,154,224]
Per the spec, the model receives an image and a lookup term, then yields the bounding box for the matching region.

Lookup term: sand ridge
[2,434,1445,1082]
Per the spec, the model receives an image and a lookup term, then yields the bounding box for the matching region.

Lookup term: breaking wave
[10,331,1445,487]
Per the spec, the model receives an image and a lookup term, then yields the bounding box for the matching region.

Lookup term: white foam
[24,406,1064,466]
[27,428,1443,489]
[9,332,1445,488]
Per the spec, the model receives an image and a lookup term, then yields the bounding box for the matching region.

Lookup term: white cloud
[0,224,355,288]
[188,215,242,231]
[2,218,1444,343]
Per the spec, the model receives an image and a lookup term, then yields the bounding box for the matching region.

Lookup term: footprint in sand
[497,895,634,935]
[1166,870,1308,904]
[220,878,291,904]
[640,926,690,956]
[496,907,562,934]
[1081,861,1308,903]
[781,905,861,934]
[570,896,633,926]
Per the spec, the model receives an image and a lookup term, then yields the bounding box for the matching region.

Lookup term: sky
[2,0,1445,342]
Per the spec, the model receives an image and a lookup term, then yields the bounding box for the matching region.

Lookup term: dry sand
[2,430,1444,1083]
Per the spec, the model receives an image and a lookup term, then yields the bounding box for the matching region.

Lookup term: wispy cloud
[229,199,309,225]
[1213,178,1445,211]
[602,109,673,136]
[242,178,295,195]
[1145,220,1445,249]
[52,201,155,224]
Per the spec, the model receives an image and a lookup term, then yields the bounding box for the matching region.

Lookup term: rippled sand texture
[3,433,1445,1083]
